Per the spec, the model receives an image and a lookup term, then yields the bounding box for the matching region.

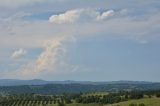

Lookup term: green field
[105,98,160,106]
[46,98,160,106]
[0,97,159,106]
[1,90,160,106]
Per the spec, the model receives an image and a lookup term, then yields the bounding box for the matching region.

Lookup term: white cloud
[49,9,115,24]
[49,9,81,24]
[96,10,115,21]
[1,7,160,79]
[35,36,66,72]
[7,36,77,79]
[11,48,27,59]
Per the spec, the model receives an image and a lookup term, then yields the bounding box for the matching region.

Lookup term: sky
[0,0,160,82]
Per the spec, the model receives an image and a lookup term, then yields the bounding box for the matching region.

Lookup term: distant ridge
[0,79,50,86]
[0,79,157,86]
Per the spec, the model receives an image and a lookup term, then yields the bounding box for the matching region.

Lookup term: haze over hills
[0,79,159,95]
[0,79,158,86]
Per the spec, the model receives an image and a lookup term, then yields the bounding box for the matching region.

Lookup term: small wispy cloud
[49,8,115,24]
[49,9,81,24]
[96,10,115,21]
[11,48,27,59]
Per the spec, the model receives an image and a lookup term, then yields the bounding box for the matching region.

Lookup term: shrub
[129,103,137,106]
[156,93,160,97]
[138,103,145,106]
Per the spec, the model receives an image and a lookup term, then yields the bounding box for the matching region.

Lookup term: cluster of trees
[1,83,160,95]
[0,93,77,106]
[75,91,144,104]
[0,90,160,106]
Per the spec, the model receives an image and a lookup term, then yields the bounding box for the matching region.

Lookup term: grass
[48,98,160,106]
[105,98,160,106]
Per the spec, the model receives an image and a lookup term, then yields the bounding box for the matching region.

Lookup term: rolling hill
[0,79,160,95]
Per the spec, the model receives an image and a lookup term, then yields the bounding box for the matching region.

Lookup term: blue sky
[0,0,160,81]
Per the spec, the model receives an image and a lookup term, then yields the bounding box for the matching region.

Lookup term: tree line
[0,90,160,106]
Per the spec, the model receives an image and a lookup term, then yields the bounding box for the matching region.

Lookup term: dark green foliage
[129,103,137,106]
[156,93,160,97]
[130,91,144,99]
[138,103,145,106]
[0,90,159,106]
[58,102,65,106]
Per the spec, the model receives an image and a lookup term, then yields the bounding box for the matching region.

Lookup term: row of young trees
[75,91,145,104]
[0,93,74,106]
[0,90,160,106]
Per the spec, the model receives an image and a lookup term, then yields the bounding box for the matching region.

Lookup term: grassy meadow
[0,90,160,106]
[106,98,160,106]
[41,98,160,106]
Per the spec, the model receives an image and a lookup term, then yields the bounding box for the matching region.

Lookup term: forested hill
[0,82,160,95]
[0,79,155,86]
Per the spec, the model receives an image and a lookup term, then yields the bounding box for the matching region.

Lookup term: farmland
[0,90,160,106]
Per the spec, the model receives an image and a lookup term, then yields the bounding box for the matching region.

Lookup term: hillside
[0,82,160,95]
[106,98,160,106]
[0,79,156,86]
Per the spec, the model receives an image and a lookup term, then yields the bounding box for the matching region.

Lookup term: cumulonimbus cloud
[14,35,76,79]
[35,36,66,72]
[11,48,27,59]
[49,9,115,24]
